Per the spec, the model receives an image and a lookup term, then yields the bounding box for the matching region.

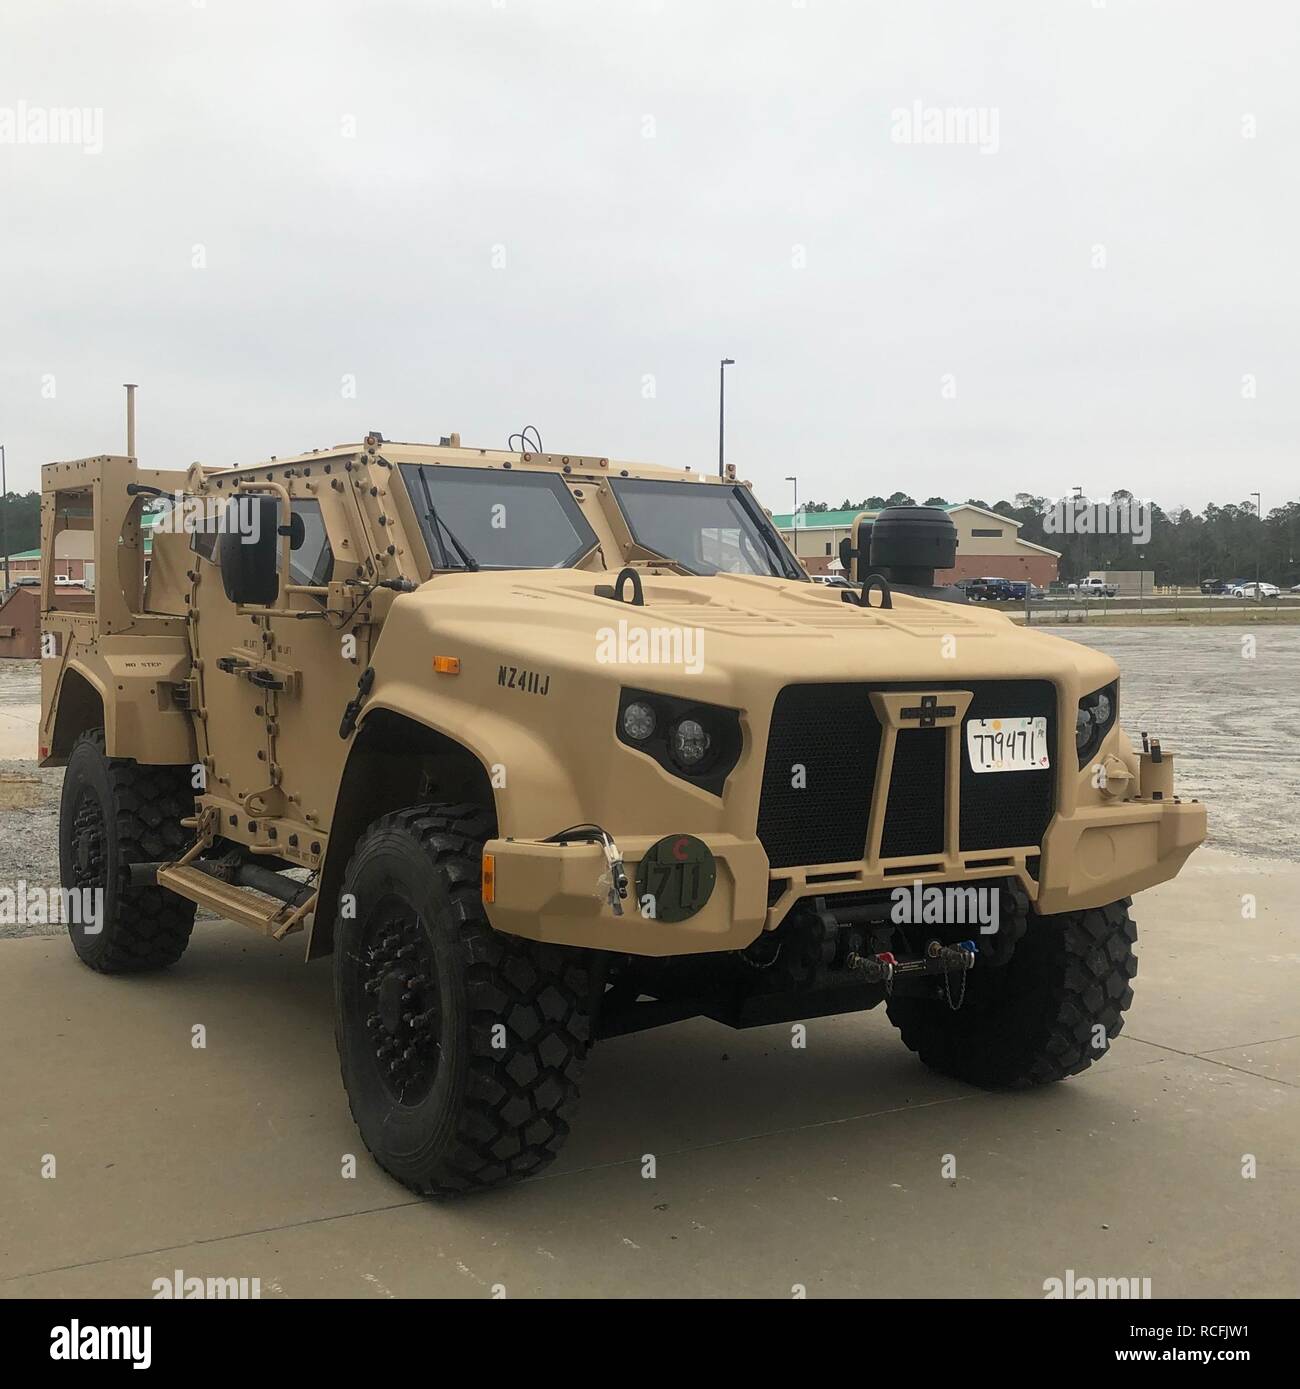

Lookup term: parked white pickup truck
[1068,577,1119,597]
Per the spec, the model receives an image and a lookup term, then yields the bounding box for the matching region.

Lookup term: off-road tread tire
[59,729,197,973]
[335,803,590,1198]
[885,899,1137,1088]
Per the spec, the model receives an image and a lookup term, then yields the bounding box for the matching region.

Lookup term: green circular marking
[635,834,717,923]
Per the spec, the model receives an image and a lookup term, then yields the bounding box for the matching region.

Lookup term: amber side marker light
[433,655,461,675]
[481,852,495,904]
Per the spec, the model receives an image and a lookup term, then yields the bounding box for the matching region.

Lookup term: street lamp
[718,358,735,478]
[1073,484,1087,582]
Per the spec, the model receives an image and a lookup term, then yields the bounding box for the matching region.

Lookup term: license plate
[966,716,1050,773]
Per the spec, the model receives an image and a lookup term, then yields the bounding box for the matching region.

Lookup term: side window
[285,500,333,586]
[190,528,220,564]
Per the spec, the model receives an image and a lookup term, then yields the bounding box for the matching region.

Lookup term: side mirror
[219,495,280,606]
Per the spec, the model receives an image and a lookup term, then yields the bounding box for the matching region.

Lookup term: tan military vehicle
[40,430,1205,1195]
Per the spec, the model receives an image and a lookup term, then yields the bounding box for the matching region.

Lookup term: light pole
[785,475,799,564]
[1073,484,1086,583]
[0,444,9,594]
[1251,491,1262,600]
[718,358,735,477]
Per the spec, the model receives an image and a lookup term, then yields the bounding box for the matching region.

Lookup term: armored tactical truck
[41,432,1205,1195]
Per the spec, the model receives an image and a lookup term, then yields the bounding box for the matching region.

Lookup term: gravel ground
[1037,625,1300,863]
[2,627,1296,939]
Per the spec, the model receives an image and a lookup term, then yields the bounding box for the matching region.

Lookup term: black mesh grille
[880,728,947,858]
[756,683,880,869]
[756,680,1057,869]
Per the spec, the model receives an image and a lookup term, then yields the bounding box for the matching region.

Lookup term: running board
[155,863,313,939]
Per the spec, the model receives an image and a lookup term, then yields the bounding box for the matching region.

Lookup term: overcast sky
[1,0,1296,514]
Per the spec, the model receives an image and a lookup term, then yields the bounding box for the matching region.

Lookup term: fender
[42,642,196,767]
[360,679,592,837]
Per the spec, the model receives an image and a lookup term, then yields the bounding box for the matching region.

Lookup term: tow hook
[846,938,979,1007]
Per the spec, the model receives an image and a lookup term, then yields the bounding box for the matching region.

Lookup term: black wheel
[334,803,591,1197]
[57,729,198,972]
[885,899,1137,1088]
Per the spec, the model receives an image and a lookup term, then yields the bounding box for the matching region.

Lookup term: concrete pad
[1198,1036,1300,1086]
[1,845,1297,1299]
[1119,849,1297,1055]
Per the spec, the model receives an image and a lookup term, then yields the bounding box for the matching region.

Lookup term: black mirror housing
[219,495,280,606]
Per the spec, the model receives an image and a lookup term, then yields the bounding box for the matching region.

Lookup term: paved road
[1,847,1294,1298]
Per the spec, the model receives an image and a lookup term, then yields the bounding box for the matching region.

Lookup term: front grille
[756,680,1057,869]
[756,683,879,869]
[880,727,947,858]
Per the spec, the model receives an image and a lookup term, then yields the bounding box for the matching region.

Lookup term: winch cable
[332,576,417,630]
[543,823,629,914]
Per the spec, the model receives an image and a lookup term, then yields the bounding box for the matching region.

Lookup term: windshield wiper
[747,511,790,577]
[414,468,479,571]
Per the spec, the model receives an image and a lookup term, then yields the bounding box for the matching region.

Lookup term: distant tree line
[801,491,1300,587]
[0,491,40,557]
[5,485,1298,586]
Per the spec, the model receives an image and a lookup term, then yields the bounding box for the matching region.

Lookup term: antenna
[124,383,138,459]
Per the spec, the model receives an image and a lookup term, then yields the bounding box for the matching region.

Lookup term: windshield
[610,478,804,579]
[398,464,598,570]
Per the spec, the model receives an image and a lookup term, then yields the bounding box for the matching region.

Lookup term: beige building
[772,504,1060,584]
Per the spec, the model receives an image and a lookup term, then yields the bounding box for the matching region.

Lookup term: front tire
[886,899,1137,1088]
[334,803,591,1197]
[57,729,198,972]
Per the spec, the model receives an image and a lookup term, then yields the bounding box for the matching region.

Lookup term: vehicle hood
[381,569,1118,702]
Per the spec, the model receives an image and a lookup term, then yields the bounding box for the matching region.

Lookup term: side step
[155,863,312,939]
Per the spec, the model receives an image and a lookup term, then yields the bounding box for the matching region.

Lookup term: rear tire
[334,803,591,1197]
[886,899,1137,1088]
[57,729,198,972]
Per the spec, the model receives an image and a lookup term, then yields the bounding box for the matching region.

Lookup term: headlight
[670,718,710,767]
[621,700,657,742]
[616,689,742,794]
[1076,681,1119,768]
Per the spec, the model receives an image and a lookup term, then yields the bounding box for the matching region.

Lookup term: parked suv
[42,442,1206,1196]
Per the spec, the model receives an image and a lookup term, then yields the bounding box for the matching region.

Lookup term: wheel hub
[70,790,106,888]
[360,913,440,1103]
[377,969,408,1035]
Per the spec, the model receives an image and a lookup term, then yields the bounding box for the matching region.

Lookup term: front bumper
[1035,796,1206,914]
[482,794,1206,956]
